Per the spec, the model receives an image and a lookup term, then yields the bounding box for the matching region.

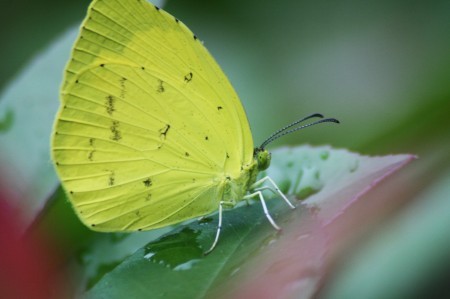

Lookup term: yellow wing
[51,0,254,231]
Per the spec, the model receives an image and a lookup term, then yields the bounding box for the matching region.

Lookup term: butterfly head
[254,148,271,171]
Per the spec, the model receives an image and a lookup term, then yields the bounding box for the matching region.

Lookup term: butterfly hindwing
[55,65,221,229]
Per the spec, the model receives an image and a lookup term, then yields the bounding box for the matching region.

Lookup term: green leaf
[83,146,413,299]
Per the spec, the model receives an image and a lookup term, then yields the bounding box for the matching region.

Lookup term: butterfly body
[221,157,261,206]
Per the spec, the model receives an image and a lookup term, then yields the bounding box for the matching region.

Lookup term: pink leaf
[218,146,416,299]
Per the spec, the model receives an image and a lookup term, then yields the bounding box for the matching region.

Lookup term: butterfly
[51,0,338,254]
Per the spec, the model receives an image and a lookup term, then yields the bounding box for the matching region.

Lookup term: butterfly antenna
[259,115,340,149]
[260,113,324,147]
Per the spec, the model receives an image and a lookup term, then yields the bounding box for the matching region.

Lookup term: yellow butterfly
[51,0,338,253]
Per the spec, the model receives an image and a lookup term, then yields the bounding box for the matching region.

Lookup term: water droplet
[173,259,200,271]
[296,186,320,199]
[319,150,329,160]
[143,227,202,269]
[296,234,310,241]
[294,167,323,199]
[349,159,359,172]
[267,238,277,246]
[229,267,240,277]
[144,252,155,260]
[257,230,281,251]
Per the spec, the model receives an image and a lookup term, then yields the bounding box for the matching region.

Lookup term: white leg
[254,186,276,194]
[204,201,224,255]
[244,191,281,231]
[250,176,295,209]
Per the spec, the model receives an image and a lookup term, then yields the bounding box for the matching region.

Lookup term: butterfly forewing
[52,0,254,230]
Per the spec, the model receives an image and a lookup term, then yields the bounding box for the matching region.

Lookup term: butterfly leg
[204,201,232,255]
[244,191,281,231]
[250,176,296,209]
[253,186,277,194]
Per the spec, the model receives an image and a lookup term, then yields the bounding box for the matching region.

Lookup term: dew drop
[349,159,359,172]
[294,166,323,199]
[319,150,329,160]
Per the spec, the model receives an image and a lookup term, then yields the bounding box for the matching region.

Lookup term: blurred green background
[0,0,449,298]
[1,0,449,152]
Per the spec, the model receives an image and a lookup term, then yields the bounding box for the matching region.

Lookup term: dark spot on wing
[105,95,115,115]
[205,136,209,141]
[88,150,95,161]
[100,63,105,67]
[91,224,96,227]
[108,171,115,186]
[155,5,160,11]
[75,79,79,84]
[157,80,165,93]
[110,120,122,141]
[226,152,230,159]
[185,152,190,157]
[217,106,223,110]
[175,17,179,23]
[143,178,152,187]
[184,72,193,83]
[88,138,96,161]
[159,124,170,139]
[145,193,152,201]
[119,77,127,99]
[193,35,198,40]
